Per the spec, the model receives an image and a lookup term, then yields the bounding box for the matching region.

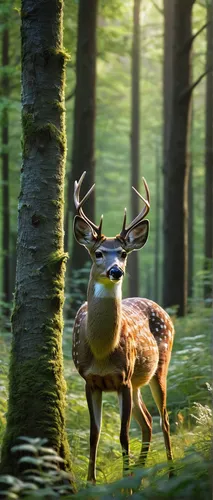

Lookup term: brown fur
[72,176,174,481]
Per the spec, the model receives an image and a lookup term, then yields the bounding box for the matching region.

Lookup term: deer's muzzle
[107,265,124,281]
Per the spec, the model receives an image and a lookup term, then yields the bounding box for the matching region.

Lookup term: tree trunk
[128,0,141,298]
[162,0,174,305]
[0,0,73,478]
[163,0,174,160]
[65,0,98,316]
[204,0,213,301]
[154,147,161,303]
[163,0,194,316]
[188,156,194,299]
[1,22,10,307]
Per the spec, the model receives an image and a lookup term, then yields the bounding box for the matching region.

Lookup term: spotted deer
[72,172,174,482]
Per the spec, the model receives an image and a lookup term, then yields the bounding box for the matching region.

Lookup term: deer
[72,171,175,483]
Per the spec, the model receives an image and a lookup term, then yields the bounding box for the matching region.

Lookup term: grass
[0,303,212,498]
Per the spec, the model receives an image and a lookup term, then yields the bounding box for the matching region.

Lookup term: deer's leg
[132,388,152,466]
[85,384,102,483]
[149,375,174,475]
[118,383,132,475]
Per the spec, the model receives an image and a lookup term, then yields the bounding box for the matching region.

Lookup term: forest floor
[0,303,212,498]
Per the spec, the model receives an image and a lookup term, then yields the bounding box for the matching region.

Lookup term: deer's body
[72,173,174,482]
[73,297,174,392]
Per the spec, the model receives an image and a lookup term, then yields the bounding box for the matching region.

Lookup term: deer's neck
[87,278,122,360]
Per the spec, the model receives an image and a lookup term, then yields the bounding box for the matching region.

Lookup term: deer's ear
[125,220,149,251]
[73,216,97,248]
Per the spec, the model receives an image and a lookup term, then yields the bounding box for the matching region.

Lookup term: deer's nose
[107,265,124,281]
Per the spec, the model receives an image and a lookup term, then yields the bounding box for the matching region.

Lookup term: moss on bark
[0,0,74,485]
[22,116,66,157]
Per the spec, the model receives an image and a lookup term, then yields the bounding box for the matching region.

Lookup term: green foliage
[0,306,212,496]
[0,437,74,498]
[0,338,8,445]
[0,445,211,499]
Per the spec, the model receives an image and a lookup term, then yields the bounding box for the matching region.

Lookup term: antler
[119,177,150,239]
[74,171,103,238]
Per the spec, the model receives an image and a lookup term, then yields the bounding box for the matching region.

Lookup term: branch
[179,22,208,55]
[65,87,76,102]
[179,68,212,101]
[190,21,209,45]
[150,0,164,15]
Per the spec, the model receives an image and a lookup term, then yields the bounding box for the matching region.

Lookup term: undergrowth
[0,304,212,498]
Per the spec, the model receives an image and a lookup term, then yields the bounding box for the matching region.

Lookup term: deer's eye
[121,250,127,259]
[95,251,103,259]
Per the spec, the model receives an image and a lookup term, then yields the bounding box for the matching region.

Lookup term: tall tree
[188,156,194,299]
[65,0,98,315]
[128,0,141,298]
[1,6,10,307]
[0,0,73,478]
[154,147,161,303]
[163,0,194,316]
[204,0,213,301]
[163,0,174,161]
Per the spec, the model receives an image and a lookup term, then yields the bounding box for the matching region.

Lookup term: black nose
[108,265,124,281]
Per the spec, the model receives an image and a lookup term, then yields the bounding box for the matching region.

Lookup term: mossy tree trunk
[128,0,141,298]
[0,0,73,478]
[1,10,10,307]
[64,0,98,317]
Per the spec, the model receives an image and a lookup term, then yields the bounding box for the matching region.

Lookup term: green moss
[0,352,72,475]
[10,302,20,324]
[48,47,71,63]
[22,115,66,157]
[22,112,35,144]
[47,250,68,271]
[51,100,66,113]
[51,199,64,208]
[0,250,72,476]
[1,268,71,475]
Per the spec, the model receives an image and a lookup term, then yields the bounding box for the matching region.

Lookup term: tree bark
[1,21,10,307]
[163,0,194,316]
[188,155,194,299]
[128,0,141,298]
[204,0,213,301]
[163,0,174,162]
[0,0,73,478]
[65,0,97,316]
[154,148,161,303]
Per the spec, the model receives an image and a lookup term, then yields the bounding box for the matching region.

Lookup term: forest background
[0,0,212,498]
